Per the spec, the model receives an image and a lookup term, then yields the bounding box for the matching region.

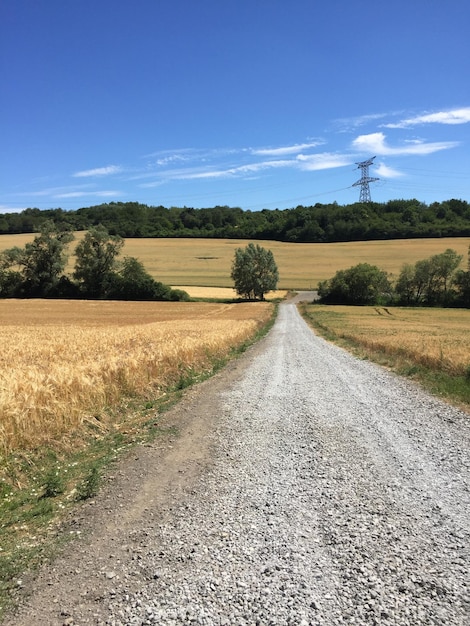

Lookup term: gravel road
[8,301,470,625]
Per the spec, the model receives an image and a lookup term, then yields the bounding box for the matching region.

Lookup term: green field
[0,234,469,289]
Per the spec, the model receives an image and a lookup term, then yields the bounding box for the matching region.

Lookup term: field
[302,304,470,378]
[1,234,469,289]
[0,299,273,458]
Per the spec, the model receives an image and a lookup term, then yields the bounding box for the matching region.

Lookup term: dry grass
[0,299,273,456]
[1,234,469,289]
[304,304,470,376]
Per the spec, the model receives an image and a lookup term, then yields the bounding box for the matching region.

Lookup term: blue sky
[2,0,469,213]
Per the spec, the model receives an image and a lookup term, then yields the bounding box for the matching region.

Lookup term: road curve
[8,303,470,625]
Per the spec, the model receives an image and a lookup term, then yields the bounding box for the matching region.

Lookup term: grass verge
[0,304,277,620]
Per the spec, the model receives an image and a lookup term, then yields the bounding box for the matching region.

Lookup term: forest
[1,198,470,242]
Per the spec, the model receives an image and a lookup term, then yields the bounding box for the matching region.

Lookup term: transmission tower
[353,156,379,202]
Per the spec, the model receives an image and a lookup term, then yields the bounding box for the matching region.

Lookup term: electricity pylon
[353,156,379,202]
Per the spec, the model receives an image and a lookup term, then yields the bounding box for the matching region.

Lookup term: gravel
[8,302,470,625]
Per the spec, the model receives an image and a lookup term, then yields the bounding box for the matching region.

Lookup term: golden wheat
[1,234,469,289]
[0,300,272,455]
[306,305,470,375]
[172,286,287,300]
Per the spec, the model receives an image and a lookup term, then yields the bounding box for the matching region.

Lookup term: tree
[21,221,74,295]
[454,245,470,307]
[0,247,24,297]
[73,226,124,298]
[395,248,462,306]
[231,243,279,300]
[106,256,189,301]
[318,263,391,305]
[0,221,74,297]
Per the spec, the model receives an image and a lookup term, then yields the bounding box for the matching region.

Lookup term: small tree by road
[318,263,392,305]
[231,243,279,300]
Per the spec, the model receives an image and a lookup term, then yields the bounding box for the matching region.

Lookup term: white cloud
[374,163,404,178]
[296,152,352,171]
[55,190,120,198]
[383,107,470,129]
[0,204,25,213]
[352,132,458,155]
[169,159,293,181]
[333,112,391,132]
[251,141,323,156]
[73,165,122,178]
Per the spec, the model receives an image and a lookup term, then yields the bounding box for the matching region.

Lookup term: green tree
[454,245,470,307]
[22,221,74,295]
[318,263,391,305]
[106,256,186,301]
[73,226,124,298]
[395,249,462,305]
[0,221,74,297]
[0,247,24,297]
[231,243,279,300]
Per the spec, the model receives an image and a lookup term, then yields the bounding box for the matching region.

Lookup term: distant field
[173,286,288,300]
[0,234,469,289]
[0,299,273,456]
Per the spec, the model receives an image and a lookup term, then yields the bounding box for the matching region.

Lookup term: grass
[300,303,470,409]
[1,233,469,289]
[0,298,275,618]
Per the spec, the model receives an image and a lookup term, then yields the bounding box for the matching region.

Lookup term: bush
[318,263,392,305]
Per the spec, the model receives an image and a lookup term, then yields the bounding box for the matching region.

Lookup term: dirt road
[7,302,470,625]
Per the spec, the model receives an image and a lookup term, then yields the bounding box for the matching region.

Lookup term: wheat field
[1,234,469,289]
[0,299,273,456]
[304,305,470,376]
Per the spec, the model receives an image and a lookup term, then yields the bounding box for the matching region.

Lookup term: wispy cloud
[333,112,391,132]
[352,132,458,155]
[73,165,122,178]
[296,152,353,171]
[251,141,324,156]
[383,107,470,129]
[151,159,294,182]
[55,190,120,198]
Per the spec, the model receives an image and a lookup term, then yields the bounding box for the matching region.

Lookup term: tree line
[0,222,189,301]
[318,247,470,308]
[2,198,470,242]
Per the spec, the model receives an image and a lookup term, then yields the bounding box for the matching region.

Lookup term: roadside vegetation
[318,247,470,308]
[300,303,470,410]
[0,299,275,618]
